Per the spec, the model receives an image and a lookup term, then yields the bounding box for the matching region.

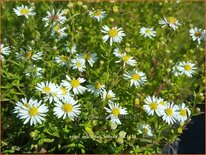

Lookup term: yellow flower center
[61,55,68,62]
[165,108,173,116]
[132,73,140,81]
[54,26,60,32]
[25,51,32,59]
[29,107,39,116]
[142,128,148,134]
[135,99,140,105]
[20,8,29,15]
[112,108,120,117]
[122,55,130,62]
[71,79,80,88]
[150,102,158,110]
[60,87,68,95]
[167,17,177,24]
[180,109,187,116]
[43,86,51,93]
[62,103,73,112]
[195,31,201,37]
[107,94,112,99]
[76,62,81,67]
[24,103,30,108]
[108,28,118,37]
[95,83,102,89]
[184,64,191,71]
[94,10,101,16]
[145,29,151,34]
[84,53,91,60]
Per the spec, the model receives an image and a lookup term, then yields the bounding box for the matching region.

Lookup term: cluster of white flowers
[10,5,201,131]
[143,96,191,125]
[172,61,196,77]
[0,43,11,61]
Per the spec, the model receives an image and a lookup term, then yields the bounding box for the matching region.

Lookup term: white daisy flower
[143,96,164,117]
[77,52,98,67]
[70,58,86,72]
[138,124,153,137]
[62,75,87,95]
[176,103,191,123]
[57,85,73,100]
[104,102,128,125]
[13,5,35,18]
[16,48,43,61]
[157,97,167,107]
[87,82,105,97]
[172,65,182,77]
[43,84,60,103]
[162,102,179,125]
[115,52,137,67]
[101,25,125,46]
[65,44,76,54]
[189,27,205,44]
[14,98,33,117]
[139,27,156,38]
[24,65,43,78]
[159,17,181,30]
[36,81,57,95]
[123,69,147,87]
[177,61,196,77]
[42,9,66,27]
[102,90,116,101]
[113,48,122,57]
[0,43,11,56]
[54,97,81,120]
[51,25,67,39]
[17,99,48,125]
[55,55,69,66]
[89,9,107,22]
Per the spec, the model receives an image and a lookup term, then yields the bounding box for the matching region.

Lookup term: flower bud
[109,18,114,22]
[31,40,35,45]
[111,123,117,130]
[183,54,187,58]
[53,46,57,51]
[21,24,25,28]
[195,107,201,113]
[166,68,171,73]
[127,135,131,141]
[177,127,183,134]
[116,137,124,144]
[100,60,104,65]
[126,43,130,47]
[189,49,195,54]
[113,6,119,12]
[166,49,170,54]
[125,47,131,52]
[77,1,83,6]
[119,131,126,138]
[82,5,88,10]
[135,98,140,105]
[67,2,73,8]
[168,59,173,64]
[78,26,82,30]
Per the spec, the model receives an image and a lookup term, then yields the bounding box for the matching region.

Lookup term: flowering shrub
[1,1,205,154]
